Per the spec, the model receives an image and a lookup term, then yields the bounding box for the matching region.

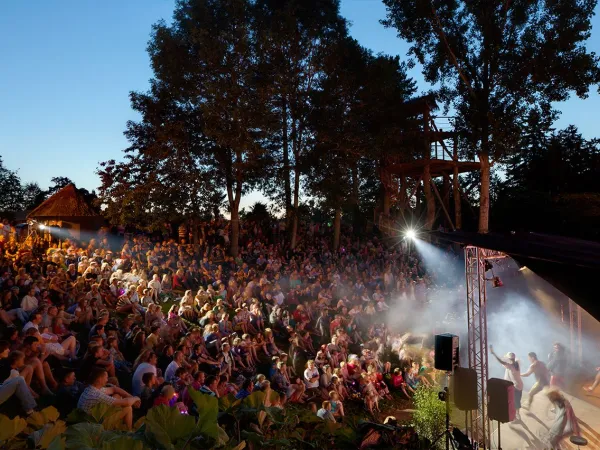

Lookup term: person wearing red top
[391,368,413,399]
[292,305,309,326]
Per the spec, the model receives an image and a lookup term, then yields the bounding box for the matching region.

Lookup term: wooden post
[430,175,455,231]
[442,172,450,213]
[423,108,435,230]
[453,138,462,229]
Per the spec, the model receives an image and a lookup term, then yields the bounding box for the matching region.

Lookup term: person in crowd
[0,350,37,414]
[56,370,85,416]
[235,378,254,400]
[77,368,140,430]
[317,400,336,422]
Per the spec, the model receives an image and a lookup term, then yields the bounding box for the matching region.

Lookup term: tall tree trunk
[192,218,199,244]
[227,152,243,257]
[230,204,240,257]
[282,96,292,223]
[478,151,490,233]
[333,206,342,251]
[415,182,422,217]
[423,166,435,230]
[442,173,450,227]
[453,139,462,229]
[453,167,462,230]
[382,190,391,216]
[351,163,360,232]
[399,176,407,210]
[290,162,300,249]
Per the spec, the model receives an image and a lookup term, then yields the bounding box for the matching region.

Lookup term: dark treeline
[2,0,599,246]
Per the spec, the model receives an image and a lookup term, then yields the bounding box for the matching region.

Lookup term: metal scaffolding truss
[465,246,504,449]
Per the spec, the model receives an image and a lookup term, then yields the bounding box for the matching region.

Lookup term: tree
[0,156,24,213]
[493,123,600,239]
[383,0,600,232]
[21,182,45,210]
[254,0,347,248]
[98,0,275,256]
[46,176,74,197]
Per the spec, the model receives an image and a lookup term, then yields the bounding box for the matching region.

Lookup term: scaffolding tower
[465,246,491,448]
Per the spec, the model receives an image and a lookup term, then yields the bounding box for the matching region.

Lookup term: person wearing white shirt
[304,360,320,391]
[131,353,159,396]
[148,275,162,301]
[20,287,38,314]
[490,346,524,421]
[22,313,42,333]
[164,351,184,383]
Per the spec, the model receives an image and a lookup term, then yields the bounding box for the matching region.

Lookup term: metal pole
[577,305,583,365]
[498,420,502,450]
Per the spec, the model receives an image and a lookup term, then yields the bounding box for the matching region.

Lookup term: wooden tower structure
[378,95,480,234]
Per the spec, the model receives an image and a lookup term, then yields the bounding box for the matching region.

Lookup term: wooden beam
[429,175,456,231]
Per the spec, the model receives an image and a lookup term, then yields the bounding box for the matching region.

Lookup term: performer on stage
[490,345,523,421]
[583,366,600,393]
[521,352,550,409]
[543,390,581,449]
[547,342,568,390]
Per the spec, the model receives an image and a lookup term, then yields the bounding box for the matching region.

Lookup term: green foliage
[186,388,220,440]
[412,386,447,449]
[144,405,199,449]
[0,414,27,443]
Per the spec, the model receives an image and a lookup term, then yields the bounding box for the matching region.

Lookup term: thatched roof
[27,184,99,219]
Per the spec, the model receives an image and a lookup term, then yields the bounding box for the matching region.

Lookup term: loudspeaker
[488,378,516,423]
[453,367,478,411]
[434,333,459,372]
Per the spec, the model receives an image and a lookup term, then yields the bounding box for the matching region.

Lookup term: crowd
[0,216,460,431]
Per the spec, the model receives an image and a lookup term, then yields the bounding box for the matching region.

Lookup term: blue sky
[1,0,599,209]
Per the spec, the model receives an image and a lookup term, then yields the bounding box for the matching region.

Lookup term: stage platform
[494,387,600,449]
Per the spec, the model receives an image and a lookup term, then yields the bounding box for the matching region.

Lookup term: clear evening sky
[1,0,600,210]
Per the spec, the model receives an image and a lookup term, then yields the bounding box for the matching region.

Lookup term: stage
[495,388,600,449]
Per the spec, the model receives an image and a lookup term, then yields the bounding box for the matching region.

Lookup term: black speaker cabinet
[488,378,516,423]
[453,367,478,411]
[434,333,459,372]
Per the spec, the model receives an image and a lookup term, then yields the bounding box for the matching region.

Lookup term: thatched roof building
[27,184,103,239]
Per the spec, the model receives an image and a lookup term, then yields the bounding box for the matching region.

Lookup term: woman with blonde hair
[179,290,198,321]
[544,390,581,448]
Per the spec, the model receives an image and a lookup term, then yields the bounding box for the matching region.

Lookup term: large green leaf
[218,393,241,412]
[27,406,60,428]
[217,425,229,447]
[65,408,93,424]
[186,388,219,440]
[101,436,148,450]
[144,405,198,450]
[0,414,27,442]
[64,422,104,449]
[47,436,66,450]
[241,391,265,409]
[30,421,68,449]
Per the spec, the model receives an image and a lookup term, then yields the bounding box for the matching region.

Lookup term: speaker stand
[497,420,502,450]
[429,373,456,450]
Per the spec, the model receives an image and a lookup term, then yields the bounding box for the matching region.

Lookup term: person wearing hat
[490,345,523,421]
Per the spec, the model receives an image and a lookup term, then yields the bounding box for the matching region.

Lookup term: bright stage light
[38,224,45,230]
[405,229,416,240]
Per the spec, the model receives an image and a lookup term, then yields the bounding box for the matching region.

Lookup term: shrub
[412,385,447,449]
